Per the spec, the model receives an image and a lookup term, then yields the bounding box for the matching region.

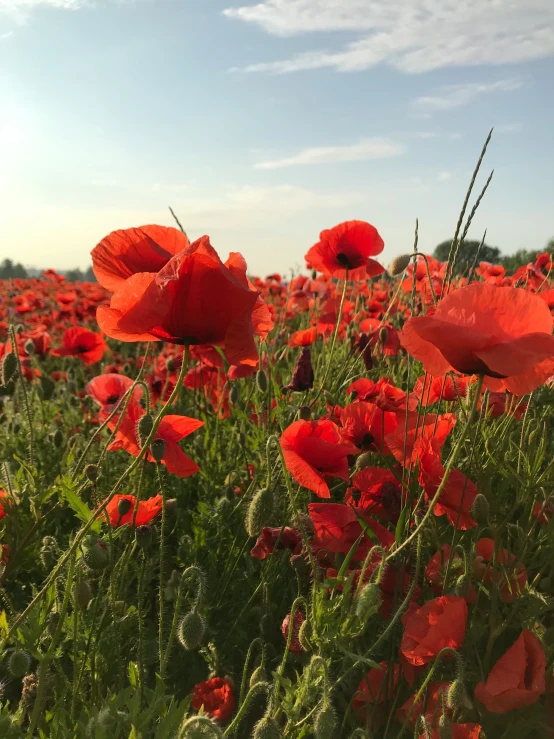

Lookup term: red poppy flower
[280,420,358,498]
[281,610,304,653]
[386,412,456,468]
[308,503,394,561]
[415,437,477,529]
[96,234,272,366]
[346,377,413,411]
[191,677,235,723]
[347,467,404,523]
[107,400,203,477]
[413,373,472,406]
[250,526,303,560]
[289,327,318,347]
[102,494,163,527]
[475,630,545,714]
[52,327,106,366]
[339,401,398,453]
[481,391,527,419]
[92,225,189,292]
[400,596,467,667]
[474,538,527,602]
[86,373,141,414]
[353,662,400,719]
[532,501,553,525]
[0,490,11,520]
[305,220,385,281]
[399,283,554,395]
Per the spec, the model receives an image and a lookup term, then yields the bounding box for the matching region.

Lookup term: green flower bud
[256,370,268,393]
[298,619,313,652]
[178,611,205,650]
[135,525,153,550]
[355,582,381,619]
[74,580,92,610]
[1,352,18,386]
[150,438,166,462]
[24,338,35,355]
[230,384,241,405]
[245,488,274,537]
[249,665,267,689]
[83,541,109,571]
[314,705,337,739]
[471,494,489,525]
[455,574,470,598]
[117,498,133,517]
[356,451,374,470]
[84,463,99,482]
[252,716,282,739]
[438,713,452,739]
[447,679,468,711]
[388,254,412,277]
[137,414,154,446]
[9,649,31,678]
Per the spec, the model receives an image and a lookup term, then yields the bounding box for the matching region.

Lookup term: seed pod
[388,254,412,277]
[229,384,241,405]
[447,679,468,711]
[471,494,489,525]
[314,705,337,739]
[245,488,274,537]
[355,582,381,620]
[137,414,154,446]
[9,649,31,678]
[135,525,153,550]
[256,370,268,393]
[23,338,36,356]
[84,464,99,482]
[74,580,92,610]
[178,611,205,650]
[298,405,311,421]
[1,352,18,386]
[252,716,282,739]
[165,357,177,372]
[249,665,267,689]
[150,438,166,462]
[83,541,110,571]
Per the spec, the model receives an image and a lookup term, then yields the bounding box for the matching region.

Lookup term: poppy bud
[23,338,36,356]
[178,611,205,651]
[438,713,452,739]
[455,574,470,597]
[447,679,468,711]
[355,582,381,619]
[388,254,412,276]
[311,269,317,280]
[137,414,154,446]
[67,434,79,449]
[378,327,388,344]
[117,498,133,517]
[229,383,241,405]
[361,344,374,371]
[472,555,487,580]
[470,494,489,525]
[83,464,98,483]
[150,438,166,462]
[314,705,337,739]
[249,665,267,689]
[253,716,282,739]
[165,356,177,372]
[74,580,92,610]
[245,488,274,537]
[1,352,18,386]
[83,540,109,571]
[256,370,268,393]
[40,546,55,570]
[285,347,314,393]
[298,618,313,652]
[356,451,374,470]
[135,525,153,549]
[8,649,31,678]
[298,405,311,421]
[165,498,177,513]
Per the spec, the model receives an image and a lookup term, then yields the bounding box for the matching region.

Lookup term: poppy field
[2,154,554,738]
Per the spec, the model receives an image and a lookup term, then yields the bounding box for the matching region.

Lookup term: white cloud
[413,78,524,111]
[437,171,452,181]
[495,122,523,134]
[254,138,404,169]
[0,0,92,22]
[225,0,554,74]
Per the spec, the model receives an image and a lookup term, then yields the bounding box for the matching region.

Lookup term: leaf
[0,610,8,637]
[128,661,140,688]
[59,477,101,533]
[349,505,381,546]
[330,534,363,599]
[339,648,382,669]
[395,504,410,543]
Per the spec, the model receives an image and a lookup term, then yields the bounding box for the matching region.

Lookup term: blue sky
[0,0,553,276]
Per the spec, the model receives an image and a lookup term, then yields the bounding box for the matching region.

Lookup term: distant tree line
[0,259,96,282]
[433,236,554,275]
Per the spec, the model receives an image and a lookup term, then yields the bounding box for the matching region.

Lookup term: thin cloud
[254,138,405,170]
[413,78,524,112]
[437,171,452,181]
[225,0,554,74]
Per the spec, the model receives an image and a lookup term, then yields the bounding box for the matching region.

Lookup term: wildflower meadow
[1,138,554,739]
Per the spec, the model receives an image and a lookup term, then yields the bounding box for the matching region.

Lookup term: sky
[0,0,553,277]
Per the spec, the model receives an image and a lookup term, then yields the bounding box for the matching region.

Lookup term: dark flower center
[361,432,375,450]
[336,252,351,268]
[106,394,119,404]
